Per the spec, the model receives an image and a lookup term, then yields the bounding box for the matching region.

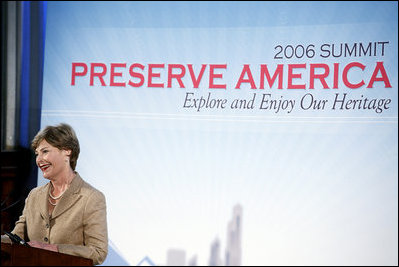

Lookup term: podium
[1,242,93,266]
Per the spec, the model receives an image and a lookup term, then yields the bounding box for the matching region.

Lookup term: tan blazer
[12,173,108,265]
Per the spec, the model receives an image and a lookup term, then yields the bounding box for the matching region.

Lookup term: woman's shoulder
[23,183,49,203]
[77,174,106,200]
[29,183,49,196]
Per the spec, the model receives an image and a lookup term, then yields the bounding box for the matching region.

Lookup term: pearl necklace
[48,184,68,206]
[49,188,66,200]
[48,197,57,206]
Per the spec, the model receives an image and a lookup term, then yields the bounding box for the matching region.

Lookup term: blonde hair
[31,123,80,170]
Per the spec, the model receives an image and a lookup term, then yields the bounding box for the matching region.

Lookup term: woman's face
[35,139,71,180]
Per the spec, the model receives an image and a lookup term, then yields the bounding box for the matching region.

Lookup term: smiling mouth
[40,164,51,172]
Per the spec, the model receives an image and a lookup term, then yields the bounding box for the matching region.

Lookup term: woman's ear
[63,149,72,156]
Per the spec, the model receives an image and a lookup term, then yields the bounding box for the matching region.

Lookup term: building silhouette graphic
[188,255,197,266]
[209,237,222,266]
[166,248,186,266]
[225,204,242,266]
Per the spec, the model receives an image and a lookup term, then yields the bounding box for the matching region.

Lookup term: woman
[10,123,108,265]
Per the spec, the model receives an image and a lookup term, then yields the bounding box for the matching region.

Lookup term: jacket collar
[39,172,84,220]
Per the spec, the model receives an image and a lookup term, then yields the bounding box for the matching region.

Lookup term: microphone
[4,231,30,247]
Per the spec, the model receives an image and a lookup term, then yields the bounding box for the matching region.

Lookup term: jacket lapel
[39,184,50,220]
[51,173,83,220]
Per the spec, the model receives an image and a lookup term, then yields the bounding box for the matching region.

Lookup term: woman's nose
[36,153,42,164]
